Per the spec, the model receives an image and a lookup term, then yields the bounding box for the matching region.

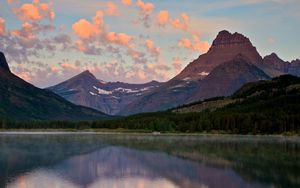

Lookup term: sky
[0,0,300,87]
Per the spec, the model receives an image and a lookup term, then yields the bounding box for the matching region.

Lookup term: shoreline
[0,129,299,138]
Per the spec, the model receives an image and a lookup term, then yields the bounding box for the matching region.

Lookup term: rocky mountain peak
[75,70,97,80]
[211,30,252,49]
[175,30,262,81]
[80,70,93,76]
[269,52,279,58]
[264,53,284,61]
[291,59,300,64]
[0,52,10,72]
[263,53,288,65]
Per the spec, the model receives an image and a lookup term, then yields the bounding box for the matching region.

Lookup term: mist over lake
[0,133,299,188]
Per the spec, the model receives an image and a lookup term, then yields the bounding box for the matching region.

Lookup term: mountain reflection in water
[0,133,299,188]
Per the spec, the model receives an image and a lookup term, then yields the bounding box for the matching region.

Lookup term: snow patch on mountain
[89,91,98,96]
[199,72,210,76]
[170,84,185,89]
[93,86,113,95]
[92,86,157,95]
[183,77,191,81]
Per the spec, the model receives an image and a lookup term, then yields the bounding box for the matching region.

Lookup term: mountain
[48,71,162,115]
[173,74,300,114]
[0,52,109,120]
[87,74,300,134]
[262,53,300,77]
[175,30,263,81]
[289,59,300,76]
[48,30,300,116]
[188,54,270,102]
[120,31,270,115]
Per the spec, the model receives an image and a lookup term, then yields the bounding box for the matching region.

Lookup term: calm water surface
[0,133,299,188]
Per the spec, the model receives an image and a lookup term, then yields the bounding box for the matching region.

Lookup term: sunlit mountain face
[1,0,300,87]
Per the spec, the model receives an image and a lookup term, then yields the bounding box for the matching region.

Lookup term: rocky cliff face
[175,30,263,81]
[189,54,270,102]
[262,53,300,77]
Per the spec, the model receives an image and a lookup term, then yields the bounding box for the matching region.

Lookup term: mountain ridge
[0,52,109,120]
[188,54,270,102]
[174,30,263,81]
[7,30,300,117]
[261,53,300,77]
[121,54,270,115]
[0,52,10,72]
[48,70,162,115]
[119,31,272,115]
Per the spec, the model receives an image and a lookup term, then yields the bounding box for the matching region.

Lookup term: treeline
[1,75,300,134]
[1,111,299,134]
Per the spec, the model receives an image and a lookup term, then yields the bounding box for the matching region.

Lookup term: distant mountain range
[49,30,300,116]
[262,53,300,77]
[0,52,109,120]
[119,31,300,115]
[47,71,162,115]
[1,30,300,119]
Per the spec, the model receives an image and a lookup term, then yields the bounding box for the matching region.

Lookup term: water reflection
[8,171,178,188]
[0,134,299,188]
[6,146,266,188]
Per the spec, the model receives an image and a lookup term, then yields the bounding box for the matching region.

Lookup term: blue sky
[0,0,299,87]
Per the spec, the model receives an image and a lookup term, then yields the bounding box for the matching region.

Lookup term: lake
[0,133,299,188]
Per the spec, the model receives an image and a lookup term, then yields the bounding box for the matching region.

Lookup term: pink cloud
[121,0,132,6]
[106,2,120,16]
[72,11,138,58]
[0,17,5,35]
[136,0,154,14]
[156,10,169,26]
[178,34,210,53]
[144,62,172,81]
[2,0,60,63]
[72,19,99,39]
[9,22,54,49]
[171,13,189,31]
[267,37,275,44]
[137,70,147,80]
[17,72,32,81]
[106,32,133,46]
[10,22,36,39]
[74,40,102,55]
[136,0,155,27]
[12,64,32,81]
[72,11,104,39]
[93,11,104,26]
[60,63,79,71]
[172,57,182,73]
[11,0,55,22]
[7,0,14,5]
[147,63,170,72]
[145,39,160,56]
[50,66,59,74]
